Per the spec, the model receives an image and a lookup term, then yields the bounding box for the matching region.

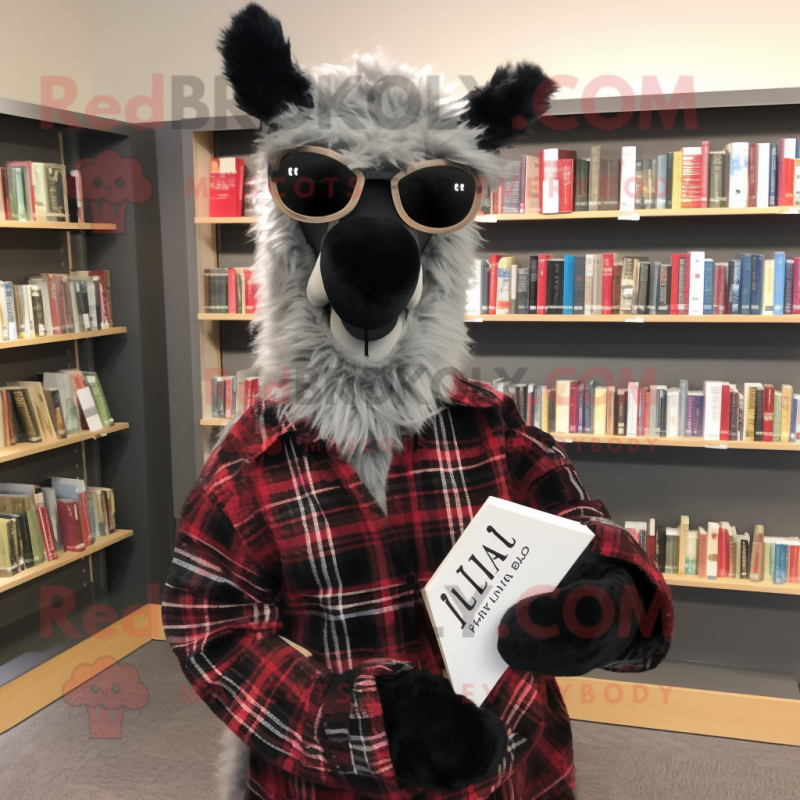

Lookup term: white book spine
[727,142,749,208]
[555,380,572,433]
[541,148,559,214]
[593,385,606,435]
[688,251,706,316]
[620,146,637,211]
[584,255,594,315]
[707,521,720,579]
[703,381,723,440]
[756,143,771,207]
[762,259,774,315]
[626,381,638,436]
[667,388,680,437]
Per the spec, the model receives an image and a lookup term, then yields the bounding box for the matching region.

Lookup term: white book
[620,146,637,211]
[703,381,725,440]
[421,496,594,704]
[626,381,639,436]
[688,251,706,316]
[725,142,749,208]
[584,255,595,315]
[591,255,604,315]
[756,143,771,208]
[666,387,680,437]
[706,521,720,579]
[510,262,518,309]
[540,149,560,214]
[593,384,606,435]
[555,380,573,433]
[795,159,800,207]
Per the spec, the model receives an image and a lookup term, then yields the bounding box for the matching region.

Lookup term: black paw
[377,670,507,791]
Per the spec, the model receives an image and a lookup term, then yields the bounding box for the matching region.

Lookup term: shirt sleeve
[499,397,674,673]
[161,459,410,797]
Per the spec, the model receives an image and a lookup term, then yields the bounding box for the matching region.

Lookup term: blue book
[703,258,714,314]
[563,255,574,314]
[773,252,786,315]
[768,143,779,206]
[739,253,752,314]
[729,259,741,313]
[791,396,798,443]
[751,254,764,314]
[775,544,788,585]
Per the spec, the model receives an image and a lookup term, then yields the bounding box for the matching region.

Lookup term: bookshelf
[477,206,800,222]
[0,529,133,594]
[0,98,174,694]
[160,98,800,741]
[0,327,127,349]
[466,314,800,324]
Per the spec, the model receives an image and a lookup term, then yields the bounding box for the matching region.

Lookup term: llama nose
[319,182,421,333]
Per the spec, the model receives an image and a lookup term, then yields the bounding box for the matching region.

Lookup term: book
[538,149,576,214]
[574,159,589,212]
[619,146,637,211]
[209,157,245,217]
[573,255,585,314]
[688,252,705,316]
[725,142,749,208]
[421,496,594,704]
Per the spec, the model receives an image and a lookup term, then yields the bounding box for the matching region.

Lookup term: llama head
[219,4,557,451]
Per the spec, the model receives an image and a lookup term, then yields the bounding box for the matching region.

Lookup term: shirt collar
[239,375,497,459]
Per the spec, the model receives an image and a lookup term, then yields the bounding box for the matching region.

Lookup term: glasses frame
[268,146,483,234]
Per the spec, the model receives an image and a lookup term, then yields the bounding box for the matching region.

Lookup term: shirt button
[406,574,417,586]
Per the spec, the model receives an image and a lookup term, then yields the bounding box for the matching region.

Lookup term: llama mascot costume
[163,5,673,799]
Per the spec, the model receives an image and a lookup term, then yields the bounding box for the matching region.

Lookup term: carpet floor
[1,641,798,799]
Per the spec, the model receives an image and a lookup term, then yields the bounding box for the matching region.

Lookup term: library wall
[3,1,800,115]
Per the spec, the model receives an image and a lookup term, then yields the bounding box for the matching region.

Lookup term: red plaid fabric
[163,376,673,800]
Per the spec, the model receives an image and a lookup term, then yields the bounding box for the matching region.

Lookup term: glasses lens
[396,165,477,229]
[271,152,358,218]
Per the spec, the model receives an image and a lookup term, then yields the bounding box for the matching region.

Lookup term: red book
[77,491,93,548]
[646,527,657,561]
[718,526,730,578]
[243,267,256,313]
[669,254,681,314]
[536,254,551,314]
[526,390,534,426]
[227,269,237,313]
[569,382,579,433]
[747,143,758,207]
[638,389,648,437]
[789,545,799,583]
[601,253,614,314]
[794,258,800,314]
[57,498,85,552]
[209,157,245,217]
[778,139,798,206]
[88,270,112,327]
[488,254,499,314]
[538,149,576,213]
[700,140,710,207]
[763,384,775,442]
[35,500,57,561]
[713,262,726,314]
[681,149,703,208]
[43,274,63,335]
[720,384,731,441]
[557,159,574,212]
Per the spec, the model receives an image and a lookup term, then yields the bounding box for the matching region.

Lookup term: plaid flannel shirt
[163,376,673,800]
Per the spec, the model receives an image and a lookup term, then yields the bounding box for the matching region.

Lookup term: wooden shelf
[466,314,800,324]
[0,326,127,349]
[0,529,133,594]
[553,433,800,451]
[195,216,257,225]
[198,313,254,321]
[0,423,129,465]
[201,418,232,426]
[664,573,800,595]
[0,220,117,231]
[477,206,800,222]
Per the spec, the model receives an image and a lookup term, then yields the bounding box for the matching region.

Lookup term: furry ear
[219,4,313,123]
[462,63,558,151]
